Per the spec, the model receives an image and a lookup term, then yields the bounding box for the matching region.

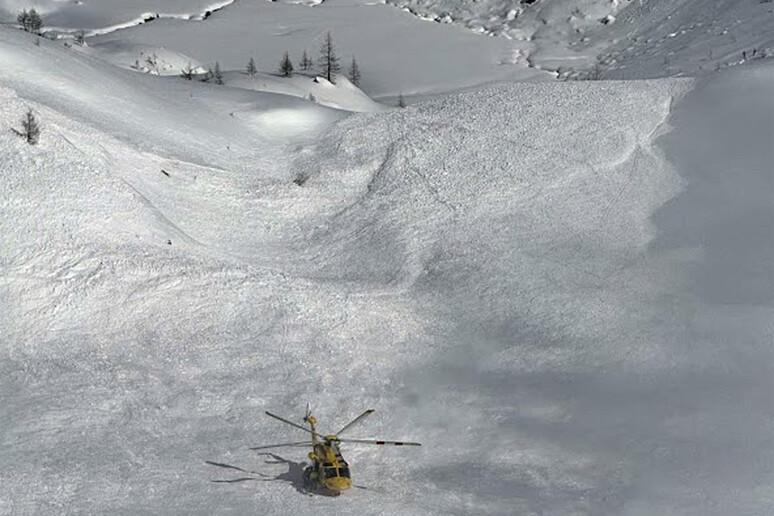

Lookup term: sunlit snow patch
[245,107,330,139]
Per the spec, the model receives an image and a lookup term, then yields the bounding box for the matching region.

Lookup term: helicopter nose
[327,476,352,491]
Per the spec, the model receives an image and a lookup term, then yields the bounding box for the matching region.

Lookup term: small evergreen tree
[397,93,406,108]
[13,109,40,145]
[16,9,26,29]
[348,55,361,87]
[300,49,312,71]
[18,9,43,34]
[30,9,43,33]
[279,51,294,77]
[214,61,223,84]
[246,56,257,76]
[318,31,340,83]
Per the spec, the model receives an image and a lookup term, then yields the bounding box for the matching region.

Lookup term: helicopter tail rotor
[304,403,312,423]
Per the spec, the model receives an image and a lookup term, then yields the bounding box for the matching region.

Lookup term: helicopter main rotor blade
[335,438,421,446]
[264,411,322,439]
[336,409,375,436]
[248,441,312,451]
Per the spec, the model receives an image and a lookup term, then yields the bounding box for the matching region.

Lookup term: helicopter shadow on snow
[207,453,338,497]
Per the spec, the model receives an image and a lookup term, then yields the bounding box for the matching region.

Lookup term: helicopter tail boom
[336,438,421,446]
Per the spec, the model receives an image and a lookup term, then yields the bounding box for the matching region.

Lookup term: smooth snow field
[1,1,773,515]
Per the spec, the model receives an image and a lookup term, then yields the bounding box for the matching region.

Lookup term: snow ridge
[41,0,240,38]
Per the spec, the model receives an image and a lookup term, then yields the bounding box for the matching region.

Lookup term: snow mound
[83,40,207,76]
[226,72,387,113]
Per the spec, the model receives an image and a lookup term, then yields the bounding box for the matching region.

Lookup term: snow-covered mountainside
[389,0,774,78]
[2,1,772,88]
[1,1,772,515]
[4,0,553,98]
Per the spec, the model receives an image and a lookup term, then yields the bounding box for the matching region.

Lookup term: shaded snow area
[43,0,551,98]
[1,12,773,516]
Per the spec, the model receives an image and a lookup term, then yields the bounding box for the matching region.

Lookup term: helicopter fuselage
[307,439,352,493]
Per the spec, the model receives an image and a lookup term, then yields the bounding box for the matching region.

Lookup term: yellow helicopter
[250,407,420,495]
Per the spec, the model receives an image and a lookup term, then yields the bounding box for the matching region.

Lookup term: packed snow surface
[1,2,773,516]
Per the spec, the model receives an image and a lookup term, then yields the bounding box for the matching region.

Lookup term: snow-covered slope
[225,72,385,113]
[65,37,385,112]
[0,27,344,171]
[1,4,772,516]
[70,0,551,98]
[80,40,209,76]
[3,0,772,90]
[388,0,774,78]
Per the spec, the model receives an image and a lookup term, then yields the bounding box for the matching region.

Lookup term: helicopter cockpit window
[338,467,351,478]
